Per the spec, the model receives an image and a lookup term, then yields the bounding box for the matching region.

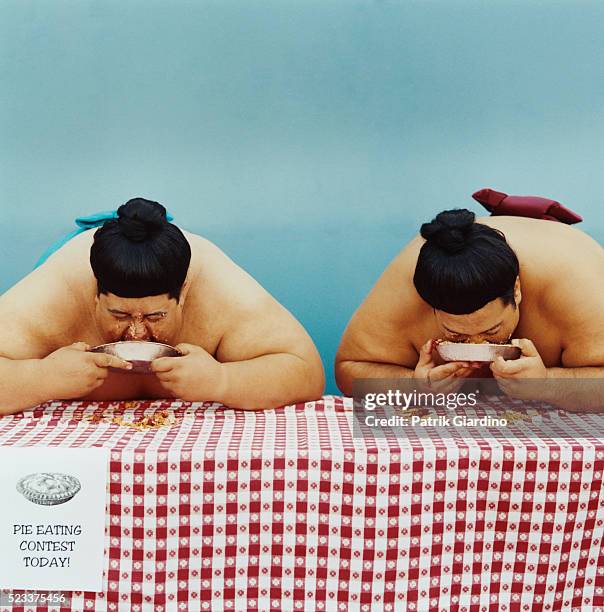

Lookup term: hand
[150,343,227,402]
[414,339,478,394]
[41,341,133,399]
[490,338,547,399]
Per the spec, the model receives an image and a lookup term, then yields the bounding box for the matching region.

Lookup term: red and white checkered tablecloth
[1,395,604,612]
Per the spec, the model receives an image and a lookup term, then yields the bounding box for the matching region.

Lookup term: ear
[177,279,191,306]
[514,276,522,306]
[94,284,104,308]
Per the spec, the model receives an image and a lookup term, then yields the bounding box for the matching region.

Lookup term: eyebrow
[108,309,167,316]
[443,322,502,335]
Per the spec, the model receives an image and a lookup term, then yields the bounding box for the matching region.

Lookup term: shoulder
[357,234,427,322]
[0,227,105,356]
[477,216,604,305]
[510,222,604,362]
[337,235,428,364]
[477,215,604,263]
[542,254,604,355]
[0,259,82,357]
[183,230,274,310]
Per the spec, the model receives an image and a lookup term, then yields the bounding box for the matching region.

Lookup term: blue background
[1,1,603,394]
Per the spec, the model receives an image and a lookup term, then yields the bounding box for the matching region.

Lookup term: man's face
[94,292,183,344]
[434,280,521,344]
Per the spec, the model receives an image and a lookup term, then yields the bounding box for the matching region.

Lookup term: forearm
[0,357,50,415]
[541,366,604,412]
[335,359,415,396]
[216,353,325,410]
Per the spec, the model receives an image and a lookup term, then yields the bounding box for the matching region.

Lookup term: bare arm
[0,264,130,414]
[215,292,325,409]
[544,253,604,411]
[336,341,418,397]
[335,240,424,395]
[493,257,604,412]
[209,243,325,409]
[541,367,604,412]
[542,306,604,411]
[0,357,50,415]
[152,241,325,409]
[0,266,63,414]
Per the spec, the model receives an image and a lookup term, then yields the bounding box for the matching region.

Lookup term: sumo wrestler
[336,209,604,411]
[0,198,324,414]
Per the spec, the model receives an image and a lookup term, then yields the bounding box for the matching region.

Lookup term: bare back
[337,216,604,371]
[0,228,318,400]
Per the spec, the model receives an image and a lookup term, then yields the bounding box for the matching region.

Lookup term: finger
[150,357,176,373]
[92,353,133,370]
[175,343,197,356]
[431,362,470,381]
[454,367,475,378]
[491,368,513,380]
[498,358,527,375]
[430,377,464,394]
[490,356,508,375]
[72,341,91,351]
[416,340,435,368]
[491,364,522,381]
[511,338,539,358]
[153,368,173,379]
[490,364,511,380]
[491,355,526,376]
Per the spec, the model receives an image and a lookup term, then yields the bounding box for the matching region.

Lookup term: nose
[123,319,151,341]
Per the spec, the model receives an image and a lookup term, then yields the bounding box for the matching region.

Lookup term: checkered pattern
[1,395,604,612]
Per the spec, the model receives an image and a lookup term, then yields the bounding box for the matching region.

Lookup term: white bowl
[89,341,181,374]
[436,341,521,363]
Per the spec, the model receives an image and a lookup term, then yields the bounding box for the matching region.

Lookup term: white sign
[0,446,109,591]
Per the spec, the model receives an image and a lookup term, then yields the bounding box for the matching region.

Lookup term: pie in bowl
[436,341,521,362]
[89,341,181,374]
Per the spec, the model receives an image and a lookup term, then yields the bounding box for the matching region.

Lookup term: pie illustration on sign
[16,473,81,506]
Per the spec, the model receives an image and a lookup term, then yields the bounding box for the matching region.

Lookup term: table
[1,395,604,612]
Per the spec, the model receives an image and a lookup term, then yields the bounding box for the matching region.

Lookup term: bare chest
[79,370,177,401]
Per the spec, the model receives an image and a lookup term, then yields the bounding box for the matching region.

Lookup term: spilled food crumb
[402,407,430,418]
[502,409,531,423]
[86,409,177,430]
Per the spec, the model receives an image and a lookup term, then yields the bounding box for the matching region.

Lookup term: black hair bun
[420,208,475,254]
[117,198,168,242]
